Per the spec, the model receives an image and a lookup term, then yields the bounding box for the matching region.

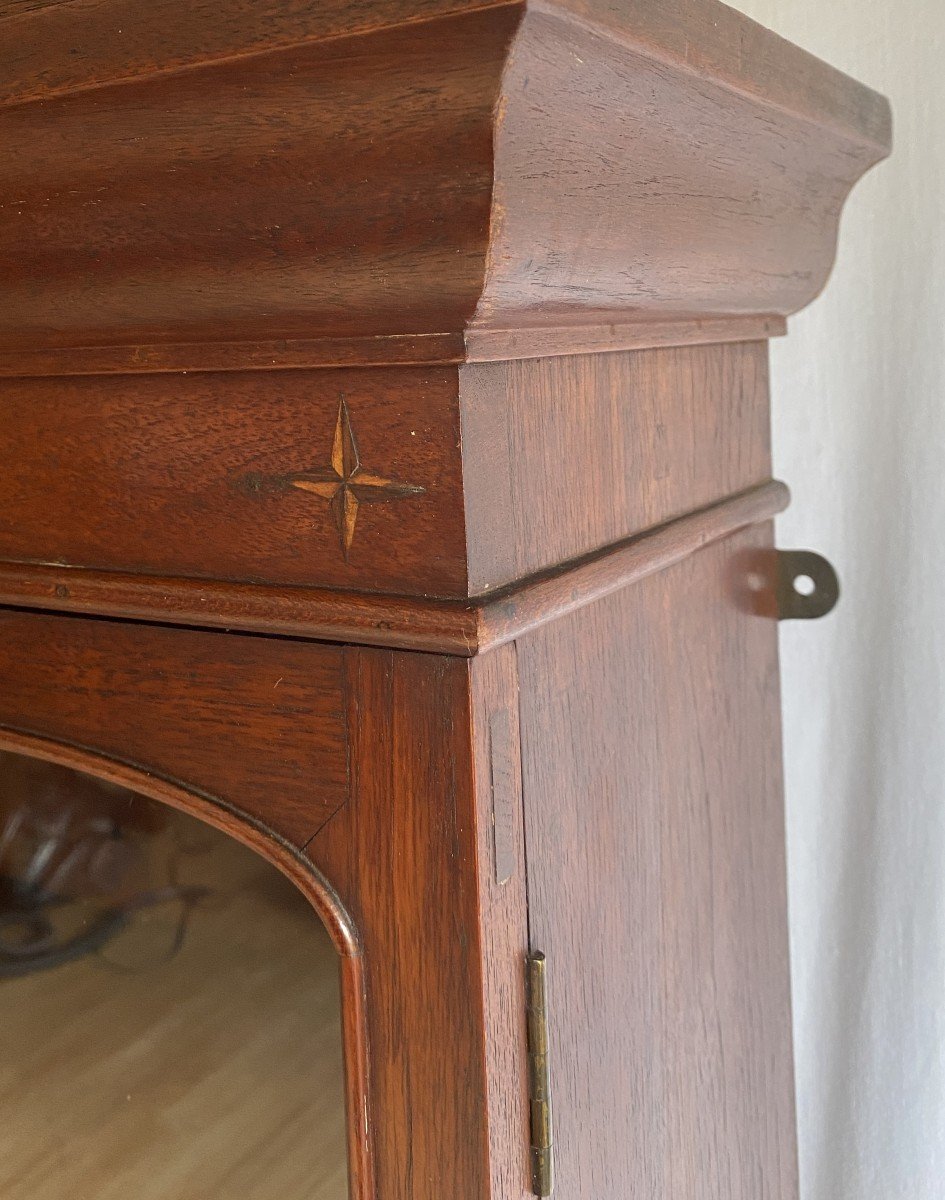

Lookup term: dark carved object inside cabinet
[0,1,889,1198]
[0,757,143,978]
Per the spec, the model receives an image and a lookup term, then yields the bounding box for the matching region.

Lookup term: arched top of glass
[0,750,349,1200]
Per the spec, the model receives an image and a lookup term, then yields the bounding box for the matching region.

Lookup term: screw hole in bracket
[775,550,840,620]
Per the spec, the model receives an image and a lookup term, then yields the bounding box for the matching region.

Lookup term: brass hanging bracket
[774,550,840,620]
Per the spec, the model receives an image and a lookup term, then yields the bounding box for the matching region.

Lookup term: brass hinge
[526,951,554,1197]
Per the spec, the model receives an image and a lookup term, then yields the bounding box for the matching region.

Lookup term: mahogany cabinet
[0,2,890,1197]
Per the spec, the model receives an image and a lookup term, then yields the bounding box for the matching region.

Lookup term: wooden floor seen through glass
[0,751,348,1200]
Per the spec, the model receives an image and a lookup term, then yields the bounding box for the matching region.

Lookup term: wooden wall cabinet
[0,2,889,1197]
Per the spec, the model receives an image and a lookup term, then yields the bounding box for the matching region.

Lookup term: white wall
[724,2,945,1197]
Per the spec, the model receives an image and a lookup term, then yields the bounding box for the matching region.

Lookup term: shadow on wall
[732,1,945,1197]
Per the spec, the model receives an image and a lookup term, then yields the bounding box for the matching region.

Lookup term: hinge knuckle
[526,952,554,1197]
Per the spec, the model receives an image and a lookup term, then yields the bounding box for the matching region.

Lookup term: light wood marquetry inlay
[243,398,425,560]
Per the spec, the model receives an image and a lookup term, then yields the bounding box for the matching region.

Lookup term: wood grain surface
[0,7,513,355]
[0,624,533,1200]
[0,480,789,654]
[461,342,773,591]
[304,646,531,1200]
[475,480,789,651]
[517,522,798,1199]
[0,316,785,378]
[0,0,892,142]
[0,611,349,848]
[474,2,888,337]
[0,0,518,106]
[470,643,531,1200]
[0,0,889,369]
[0,343,770,606]
[305,651,491,1200]
[0,4,890,1199]
[0,367,465,597]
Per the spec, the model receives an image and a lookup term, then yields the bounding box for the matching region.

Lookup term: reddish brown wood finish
[469,644,531,1200]
[0,0,888,370]
[0,316,785,379]
[0,343,772,610]
[0,609,535,1200]
[303,647,531,1200]
[0,0,892,142]
[0,610,348,847]
[0,367,465,597]
[0,724,375,1200]
[0,479,789,654]
[474,3,886,337]
[0,517,796,1199]
[0,7,513,355]
[0,3,890,1199]
[460,342,773,591]
[517,522,797,1198]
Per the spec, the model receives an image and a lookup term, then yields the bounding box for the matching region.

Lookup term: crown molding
[0,0,889,375]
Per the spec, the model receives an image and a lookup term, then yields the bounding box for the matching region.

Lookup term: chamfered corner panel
[459,341,774,592]
[517,523,798,1199]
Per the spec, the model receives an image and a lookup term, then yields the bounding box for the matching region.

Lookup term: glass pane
[0,751,348,1200]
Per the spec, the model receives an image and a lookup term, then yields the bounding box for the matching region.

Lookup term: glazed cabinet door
[0,609,526,1200]
[0,611,359,1200]
[0,751,350,1200]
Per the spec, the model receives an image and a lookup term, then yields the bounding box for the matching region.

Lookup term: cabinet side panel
[517,524,798,1199]
[461,342,772,592]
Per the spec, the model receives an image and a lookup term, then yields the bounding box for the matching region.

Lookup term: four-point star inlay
[282,398,425,559]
